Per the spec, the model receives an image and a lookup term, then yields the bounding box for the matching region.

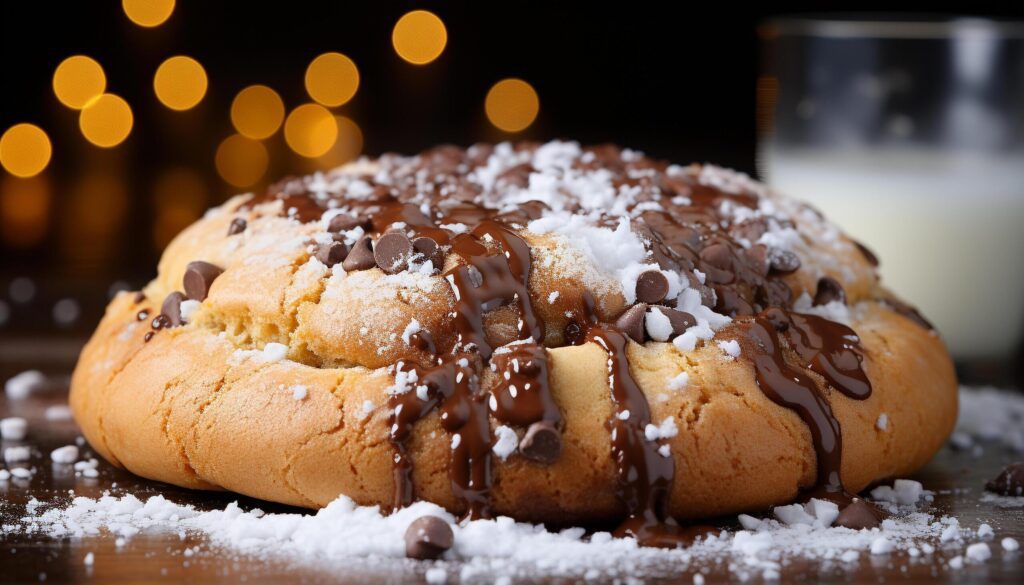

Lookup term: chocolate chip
[834,498,884,530]
[412,236,445,268]
[519,420,562,464]
[699,243,732,271]
[853,240,879,267]
[160,291,186,327]
[814,277,845,306]
[228,218,247,236]
[768,248,801,274]
[986,462,1024,496]
[374,232,414,274]
[884,298,934,331]
[635,270,669,304]
[133,291,146,304]
[327,213,369,233]
[315,241,349,267]
[651,306,696,335]
[404,516,454,560]
[183,261,224,302]
[615,303,649,343]
[342,236,376,271]
[136,310,150,322]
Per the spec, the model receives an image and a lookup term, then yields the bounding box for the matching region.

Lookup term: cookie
[70,141,957,546]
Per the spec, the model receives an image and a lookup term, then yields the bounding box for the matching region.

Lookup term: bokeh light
[61,172,128,263]
[153,167,207,249]
[317,115,364,168]
[392,10,448,65]
[122,0,175,28]
[284,104,338,158]
[154,56,208,111]
[79,94,134,147]
[0,124,52,178]
[231,85,285,140]
[0,175,51,247]
[215,134,269,187]
[304,53,360,107]
[485,79,540,133]
[52,56,107,110]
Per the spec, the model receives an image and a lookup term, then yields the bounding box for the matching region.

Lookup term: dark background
[1,1,1022,383]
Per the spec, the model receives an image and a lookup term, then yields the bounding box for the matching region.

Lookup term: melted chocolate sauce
[489,341,560,427]
[569,295,714,547]
[386,220,554,519]
[739,309,872,500]
[227,143,900,540]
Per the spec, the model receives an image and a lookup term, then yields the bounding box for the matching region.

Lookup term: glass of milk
[758,16,1024,360]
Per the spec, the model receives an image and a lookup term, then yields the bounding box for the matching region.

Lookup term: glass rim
[760,15,1024,40]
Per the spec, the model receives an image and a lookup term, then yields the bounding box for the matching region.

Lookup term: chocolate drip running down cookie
[71,141,955,550]
[246,143,901,540]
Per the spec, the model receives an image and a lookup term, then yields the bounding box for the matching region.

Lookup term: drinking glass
[758,16,1024,359]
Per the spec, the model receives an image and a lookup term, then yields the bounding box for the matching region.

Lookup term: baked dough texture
[70,141,957,529]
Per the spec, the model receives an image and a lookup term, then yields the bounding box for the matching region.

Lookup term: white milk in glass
[765,148,1024,358]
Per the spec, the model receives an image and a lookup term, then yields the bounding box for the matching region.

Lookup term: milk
[763,147,1024,358]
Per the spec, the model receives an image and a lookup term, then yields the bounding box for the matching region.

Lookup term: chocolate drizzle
[568,295,714,547]
[223,142,909,539]
[387,221,554,519]
[447,221,543,359]
[740,308,872,502]
[489,342,560,428]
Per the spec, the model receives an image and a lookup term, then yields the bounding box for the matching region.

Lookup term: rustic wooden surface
[1,354,1022,584]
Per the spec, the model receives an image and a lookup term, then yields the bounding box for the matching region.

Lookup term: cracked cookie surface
[70,141,957,532]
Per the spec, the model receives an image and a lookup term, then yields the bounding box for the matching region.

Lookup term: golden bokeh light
[304,52,360,107]
[0,175,51,247]
[392,10,448,65]
[215,134,269,187]
[231,85,285,140]
[0,124,52,178]
[122,0,175,28]
[317,115,364,168]
[52,56,107,110]
[154,56,208,111]
[79,94,134,147]
[154,206,200,250]
[485,78,540,133]
[61,172,129,263]
[153,167,207,249]
[284,103,338,158]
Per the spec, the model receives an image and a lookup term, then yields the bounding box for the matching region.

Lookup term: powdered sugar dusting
[8,476,1008,583]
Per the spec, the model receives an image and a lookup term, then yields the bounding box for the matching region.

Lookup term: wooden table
[1,360,1022,584]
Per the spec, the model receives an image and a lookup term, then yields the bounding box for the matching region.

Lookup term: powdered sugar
[11,483,996,583]
[5,370,46,399]
[50,445,79,464]
[716,339,741,359]
[1,417,28,440]
[644,417,678,442]
[667,372,689,391]
[645,307,674,342]
[401,319,422,346]
[952,386,1024,452]
[491,426,518,461]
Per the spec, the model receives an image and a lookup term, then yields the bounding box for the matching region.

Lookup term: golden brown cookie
[70,142,957,545]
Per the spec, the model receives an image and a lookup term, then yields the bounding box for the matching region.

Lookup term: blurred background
[1,1,1022,386]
